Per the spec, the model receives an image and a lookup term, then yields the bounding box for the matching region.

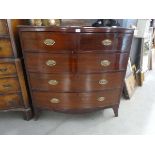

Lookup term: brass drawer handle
[99,79,108,85]
[44,39,55,46]
[50,98,60,103]
[101,60,111,67]
[0,68,7,72]
[97,97,105,102]
[101,39,112,46]
[3,84,12,89]
[48,80,58,85]
[46,60,56,66]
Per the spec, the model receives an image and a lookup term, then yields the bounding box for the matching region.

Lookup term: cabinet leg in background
[34,108,41,120]
[23,109,33,121]
[112,105,119,117]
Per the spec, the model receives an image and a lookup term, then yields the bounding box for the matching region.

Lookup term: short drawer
[0,39,13,58]
[80,33,133,51]
[0,20,8,35]
[25,53,71,73]
[77,53,128,73]
[32,89,120,110]
[29,72,125,92]
[0,77,20,94]
[21,32,75,52]
[0,94,24,110]
[0,62,16,75]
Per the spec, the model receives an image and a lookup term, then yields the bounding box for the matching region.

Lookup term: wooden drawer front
[80,33,133,51]
[21,32,75,52]
[0,20,8,35]
[25,53,71,73]
[0,94,23,110]
[0,62,16,75]
[29,72,125,92]
[33,89,120,110]
[0,39,13,58]
[77,53,128,73]
[0,77,20,94]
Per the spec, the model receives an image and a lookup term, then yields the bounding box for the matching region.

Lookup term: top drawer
[21,32,75,52]
[0,20,8,35]
[79,33,133,52]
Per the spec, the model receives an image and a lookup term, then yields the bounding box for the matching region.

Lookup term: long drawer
[0,93,24,110]
[20,31,133,52]
[0,77,20,94]
[0,39,13,58]
[25,52,128,73]
[32,89,120,110]
[29,72,125,92]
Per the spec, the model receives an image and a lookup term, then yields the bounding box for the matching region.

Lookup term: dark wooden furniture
[0,20,32,120]
[18,26,134,119]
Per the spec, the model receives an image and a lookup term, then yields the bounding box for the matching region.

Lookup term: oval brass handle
[44,39,55,46]
[101,60,111,67]
[48,80,58,85]
[0,47,2,50]
[97,97,105,102]
[101,39,112,46]
[3,84,12,89]
[0,68,7,72]
[99,79,108,85]
[50,98,60,104]
[46,60,56,66]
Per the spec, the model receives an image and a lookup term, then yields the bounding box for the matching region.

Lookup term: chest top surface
[18,26,134,33]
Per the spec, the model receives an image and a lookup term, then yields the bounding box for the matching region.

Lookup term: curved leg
[112,105,119,117]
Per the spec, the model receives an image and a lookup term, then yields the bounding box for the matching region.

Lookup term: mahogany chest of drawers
[0,20,32,120]
[18,26,134,119]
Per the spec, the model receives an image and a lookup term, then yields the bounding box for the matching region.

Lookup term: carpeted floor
[0,67,155,135]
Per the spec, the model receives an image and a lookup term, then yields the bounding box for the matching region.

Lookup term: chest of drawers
[0,20,32,120]
[18,26,134,119]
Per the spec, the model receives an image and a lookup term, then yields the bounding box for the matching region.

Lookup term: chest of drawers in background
[0,20,32,120]
[18,26,134,119]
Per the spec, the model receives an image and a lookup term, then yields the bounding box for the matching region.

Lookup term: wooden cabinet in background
[19,26,134,119]
[0,19,32,120]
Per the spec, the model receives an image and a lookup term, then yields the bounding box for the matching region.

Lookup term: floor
[0,52,155,135]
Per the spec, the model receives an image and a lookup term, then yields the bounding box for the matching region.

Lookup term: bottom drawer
[32,89,121,110]
[0,94,24,110]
